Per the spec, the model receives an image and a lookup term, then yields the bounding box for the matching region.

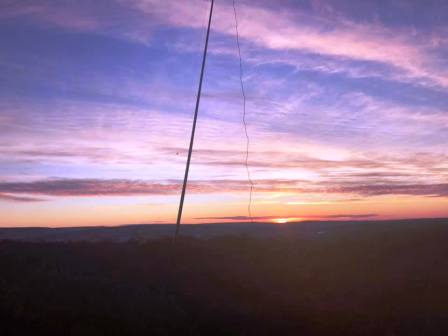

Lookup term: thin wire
[233,0,254,222]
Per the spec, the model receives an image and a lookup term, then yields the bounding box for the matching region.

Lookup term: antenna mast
[174,0,214,242]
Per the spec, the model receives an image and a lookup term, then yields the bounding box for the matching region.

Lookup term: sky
[1,0,448,227]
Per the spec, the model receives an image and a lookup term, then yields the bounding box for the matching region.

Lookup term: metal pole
[174,0,214,242]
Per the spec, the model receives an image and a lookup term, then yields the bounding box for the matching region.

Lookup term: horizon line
[1,217,447,230]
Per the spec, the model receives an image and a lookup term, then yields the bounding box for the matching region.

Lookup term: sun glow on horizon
[272,217,305,224]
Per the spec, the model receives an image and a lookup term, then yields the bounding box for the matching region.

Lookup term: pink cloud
[0,193,45,203]
[126,0,448,88]
[4,1,446,87]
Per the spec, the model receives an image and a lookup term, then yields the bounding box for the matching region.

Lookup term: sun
[272,217,304,224]
[273,218,290,224]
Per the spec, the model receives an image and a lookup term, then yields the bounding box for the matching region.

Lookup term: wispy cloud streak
[0,193,45,203]
[1,178,447,200]
[126,0,448,88]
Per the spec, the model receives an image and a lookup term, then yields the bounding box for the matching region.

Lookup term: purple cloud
[0,178,447,201]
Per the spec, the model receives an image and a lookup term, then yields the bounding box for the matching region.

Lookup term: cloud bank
[1,178,447,202]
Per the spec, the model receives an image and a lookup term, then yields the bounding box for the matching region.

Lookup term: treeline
[1,222,448,335]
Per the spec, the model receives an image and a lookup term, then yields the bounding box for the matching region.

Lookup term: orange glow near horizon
[1,194,448,228]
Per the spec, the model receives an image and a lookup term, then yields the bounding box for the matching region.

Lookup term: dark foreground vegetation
[1,220,448,335]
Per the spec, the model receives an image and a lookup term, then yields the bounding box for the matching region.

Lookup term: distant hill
[1,218,447,242]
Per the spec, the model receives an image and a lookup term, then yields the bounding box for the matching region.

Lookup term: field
[1,219,448,335]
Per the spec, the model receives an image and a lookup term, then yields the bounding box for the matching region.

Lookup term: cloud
[0,193,45,203]
[0,178,253,198]
[162,147,448,177]
[3,0,447,88]
[327,183,448,198]
[1,1,101,31]
[195,213,378,221]
[0,0,155,44]
[0,179,182,197]
[323,214,378,219]
[126,0,448,88]
[195,215,276,221]
[0,178,447,202]
[0,146,132,165]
